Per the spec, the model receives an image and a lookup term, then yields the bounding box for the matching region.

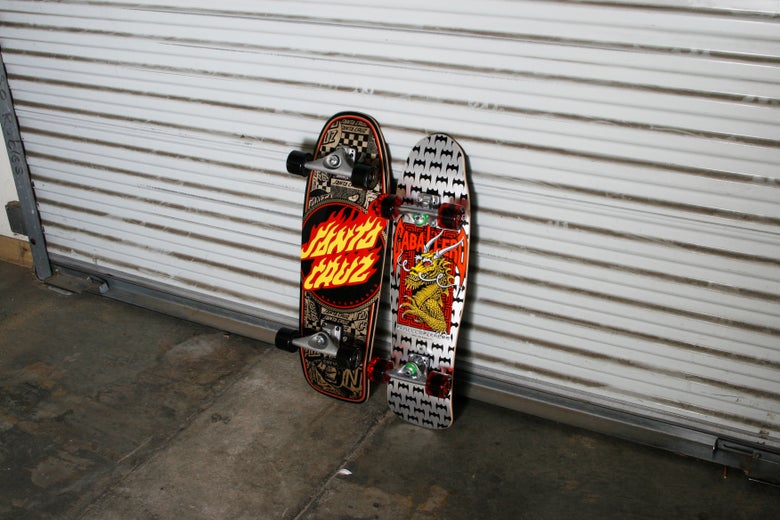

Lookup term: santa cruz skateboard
[276,112,391,402]
[369,134,470,428]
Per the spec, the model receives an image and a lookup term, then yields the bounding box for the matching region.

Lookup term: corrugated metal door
[1,0,778,465]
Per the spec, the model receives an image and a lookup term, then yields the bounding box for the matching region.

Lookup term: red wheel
[367,357,393,384]
[370,194,402,220]
[438,202,466,229]
[437,203,465,229]
[425,370,452,398]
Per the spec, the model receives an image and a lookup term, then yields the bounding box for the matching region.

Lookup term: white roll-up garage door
[1,0,779,476]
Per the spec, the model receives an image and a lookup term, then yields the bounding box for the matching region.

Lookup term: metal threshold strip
[461,365,780,485]
[47,255,286,346]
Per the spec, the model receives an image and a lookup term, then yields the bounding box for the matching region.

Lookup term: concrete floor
[1,260,779,519]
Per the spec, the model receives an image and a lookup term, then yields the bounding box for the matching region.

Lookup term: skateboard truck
[275,322,362,370]
[305,147,357,177]
[287,146,378,189]
[395,354,453,399]
[368,353,453,399]
[373,193,465,230]
[394,353,430,384]
[368,354,429,385]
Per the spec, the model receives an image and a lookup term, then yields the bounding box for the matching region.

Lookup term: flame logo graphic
[302,206,384,293]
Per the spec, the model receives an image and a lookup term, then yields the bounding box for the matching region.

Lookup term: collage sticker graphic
[298,113,390,402]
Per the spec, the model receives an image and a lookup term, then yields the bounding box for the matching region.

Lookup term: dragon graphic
[398,231,463,334]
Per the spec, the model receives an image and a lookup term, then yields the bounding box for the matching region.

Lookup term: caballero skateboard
[276,112,391,402]
[369,134,470,428]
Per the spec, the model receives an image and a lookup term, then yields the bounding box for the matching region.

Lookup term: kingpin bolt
[325,154,341,169]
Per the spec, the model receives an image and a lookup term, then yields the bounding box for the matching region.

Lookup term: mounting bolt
[325,154,341,169]
[307,332,333,351]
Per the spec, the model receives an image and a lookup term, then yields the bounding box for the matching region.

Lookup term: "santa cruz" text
[302,208,384,291]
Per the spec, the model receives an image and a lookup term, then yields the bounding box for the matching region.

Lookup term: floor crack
[292,407,394,520]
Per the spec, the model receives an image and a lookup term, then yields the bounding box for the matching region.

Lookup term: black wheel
[351,163,377,189]
[367,357,393,384]
[425,370,453,398]
[275,327,299,352]
[286,150,312,176]
[437,203,465,230]
[336,346,362,370]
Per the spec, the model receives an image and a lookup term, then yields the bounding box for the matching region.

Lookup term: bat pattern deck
[387,134,470,428]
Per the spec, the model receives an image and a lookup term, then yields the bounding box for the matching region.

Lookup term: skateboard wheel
[437,203,465,230]
[286,150,313,176]
[336,346,362,370]
[275,327,300,353]
[367,357,393,384]
[425,370,452,398]
[351,163,377,189]
[371,194,402,220]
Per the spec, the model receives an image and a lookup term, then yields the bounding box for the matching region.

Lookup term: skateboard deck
[369,134,470,428]
[276,112,391,402]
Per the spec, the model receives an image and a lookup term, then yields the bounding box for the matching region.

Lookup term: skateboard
[368,134,470,428]
[276,112,391,402]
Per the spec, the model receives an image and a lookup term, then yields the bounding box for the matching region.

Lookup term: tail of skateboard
[276,112,392,403]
